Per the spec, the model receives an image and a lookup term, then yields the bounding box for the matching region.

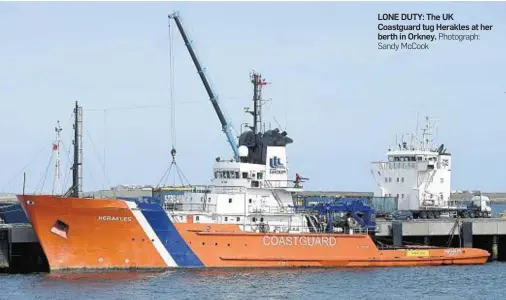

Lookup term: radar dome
[238,145,249,157]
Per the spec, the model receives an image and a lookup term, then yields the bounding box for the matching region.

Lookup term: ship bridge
[370,116,452,211]
[212,143,302,192]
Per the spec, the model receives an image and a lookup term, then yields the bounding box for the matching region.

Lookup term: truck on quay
[370,116,492,219]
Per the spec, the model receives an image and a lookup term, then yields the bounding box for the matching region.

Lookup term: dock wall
[0,224,47,273]
[376,218,506,261]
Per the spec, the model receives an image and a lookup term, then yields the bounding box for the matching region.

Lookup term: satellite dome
[238,145,249,157]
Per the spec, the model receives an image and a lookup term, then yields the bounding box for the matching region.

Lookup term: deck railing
[163,202,217,213]
[248,205,296,214]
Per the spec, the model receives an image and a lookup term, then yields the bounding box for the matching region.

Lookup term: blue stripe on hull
[136,202,203,267]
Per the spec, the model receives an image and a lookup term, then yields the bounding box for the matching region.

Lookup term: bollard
[392,221,403,247]
[461,221,473,248]
[491,235,498,261]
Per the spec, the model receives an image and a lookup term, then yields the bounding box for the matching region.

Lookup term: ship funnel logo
[269,156,284,169]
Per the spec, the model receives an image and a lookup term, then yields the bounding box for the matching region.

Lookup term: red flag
[52,143,58,151]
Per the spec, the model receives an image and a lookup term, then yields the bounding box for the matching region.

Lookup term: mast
[52,120,62,194]
[69,101,83,198]
[421,116,433,151]
[247,71,269,135]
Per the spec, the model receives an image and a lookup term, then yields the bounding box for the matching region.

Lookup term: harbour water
[1,204,505,299]
[0,264,504,300]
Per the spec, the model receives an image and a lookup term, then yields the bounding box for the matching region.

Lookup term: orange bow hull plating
[17,195,490,271]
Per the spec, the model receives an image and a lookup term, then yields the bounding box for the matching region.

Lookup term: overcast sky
[1,2,505,194]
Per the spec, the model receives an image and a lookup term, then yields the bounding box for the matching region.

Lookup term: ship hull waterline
[17,195,490,271]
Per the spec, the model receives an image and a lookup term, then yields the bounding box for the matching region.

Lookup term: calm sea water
[1,204,505,300]
[1,264,504,300]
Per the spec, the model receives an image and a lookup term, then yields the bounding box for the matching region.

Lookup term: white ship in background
[371,116,491,219]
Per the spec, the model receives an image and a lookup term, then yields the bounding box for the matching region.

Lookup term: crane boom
[168,11,239,161]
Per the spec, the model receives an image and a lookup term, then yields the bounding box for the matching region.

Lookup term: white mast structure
[52,120,62,195]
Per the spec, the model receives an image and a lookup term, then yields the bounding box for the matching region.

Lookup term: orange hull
[174,223,489,267]
[17,195,490,271]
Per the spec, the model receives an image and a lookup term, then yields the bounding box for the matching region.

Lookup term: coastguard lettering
[97,216,132,222]
[263,236,337,247]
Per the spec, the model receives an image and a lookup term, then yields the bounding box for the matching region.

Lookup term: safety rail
[212,186,247,194]
[246,223,374,235]
[264,180,299,189]
[248,205,296,214]
[163,202,217,213]
[372,161,429,170]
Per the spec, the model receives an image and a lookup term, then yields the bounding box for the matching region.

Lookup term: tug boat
[16,13,489,271]
[17,84,489,271]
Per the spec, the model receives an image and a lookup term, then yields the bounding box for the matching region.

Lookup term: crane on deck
[168,11,239,161]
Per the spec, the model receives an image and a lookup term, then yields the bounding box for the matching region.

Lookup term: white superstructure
[371,117,453,211]
[156,140,312,232]
[149,71,356,234]
[148,71,366,234]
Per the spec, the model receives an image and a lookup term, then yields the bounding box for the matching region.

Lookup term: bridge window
[401,177,404,182]
[385,177,388,183]
[237,217,240,221]
[242,172,248,179]
[214,172,218,178]
[252,217,257,222]
[225,217,228,221]
[196,216,200,221]
[249,198,252,204]
[257,172,264,180]
[396,177,399,182]
[235,171,240,178]
[229,198,232,203]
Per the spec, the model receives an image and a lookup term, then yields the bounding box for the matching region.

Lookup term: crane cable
[169,19,176,152]
[156,17,191,188]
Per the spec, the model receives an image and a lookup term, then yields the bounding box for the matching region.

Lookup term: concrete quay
[375,218,506,261]
[0,224,46,273]
[376,218,506,236]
